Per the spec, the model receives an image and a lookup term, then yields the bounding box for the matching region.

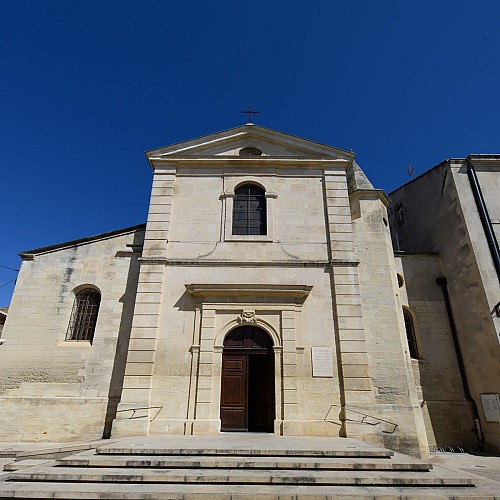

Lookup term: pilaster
[281,308,300,432]
[324,169,356,259]
[184,306,201,434]
[323,168,382,445]
[112,167,175,437]
[192,307,219,434]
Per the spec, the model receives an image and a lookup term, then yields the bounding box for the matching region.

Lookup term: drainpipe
[436,277,484,449]
[466,161,500,282]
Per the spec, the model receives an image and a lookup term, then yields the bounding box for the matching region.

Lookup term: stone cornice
[185,284,312,302]
[147,259,358,268]
[466,155,500,170]
[349,188,391,207]
[149,157,351,172]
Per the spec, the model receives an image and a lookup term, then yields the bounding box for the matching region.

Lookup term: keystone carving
[237,308,258,324]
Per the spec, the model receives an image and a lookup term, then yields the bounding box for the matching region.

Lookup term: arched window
[239,147,262,157]
[66,288,101,343]
[232,184,267,235]
[403,308,419,359]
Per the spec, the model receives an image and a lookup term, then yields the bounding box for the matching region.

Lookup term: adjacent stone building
[389,155,500,452]
[0,125,498,456]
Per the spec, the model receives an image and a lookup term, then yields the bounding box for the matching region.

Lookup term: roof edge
[145,124,355,159]
[388,159,455,195]
[20,223,146,258]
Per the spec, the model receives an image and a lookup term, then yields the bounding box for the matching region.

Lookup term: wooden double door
[220,326,275,432]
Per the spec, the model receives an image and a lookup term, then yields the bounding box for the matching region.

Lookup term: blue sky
[1,1,499,305]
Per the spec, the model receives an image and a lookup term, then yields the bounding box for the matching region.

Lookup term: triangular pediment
[146,124,353,160]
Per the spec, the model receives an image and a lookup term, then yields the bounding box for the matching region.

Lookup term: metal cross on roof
[241,106,260,124]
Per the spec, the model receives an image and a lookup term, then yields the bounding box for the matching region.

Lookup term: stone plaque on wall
[480,393,500,423]
[312,346,334,378]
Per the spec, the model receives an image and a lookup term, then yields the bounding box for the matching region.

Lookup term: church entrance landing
[220,326,275,432]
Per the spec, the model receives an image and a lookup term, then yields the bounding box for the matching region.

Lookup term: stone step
[0,441,107,460]
[3,459,53,471]
[57,451,432,471]
[7,465,473,486]
[96,442,394,459]
[98,447,393,458]
[96,437,394,458]
[0,481,488,499]
[0,458,13,475]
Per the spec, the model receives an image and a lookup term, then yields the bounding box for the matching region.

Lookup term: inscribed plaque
[480,393,500,423]
[312,346,334,378]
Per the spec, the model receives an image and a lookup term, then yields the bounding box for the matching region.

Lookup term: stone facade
[0,226,144,441]
[0,126,498,455]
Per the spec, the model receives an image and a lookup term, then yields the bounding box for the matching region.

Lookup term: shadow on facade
[102,230,144,438]
[400,257,478,451]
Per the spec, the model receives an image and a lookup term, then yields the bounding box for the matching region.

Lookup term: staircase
[0,434,490,499]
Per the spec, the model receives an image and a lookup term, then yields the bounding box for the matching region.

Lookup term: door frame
[183,289,312,436]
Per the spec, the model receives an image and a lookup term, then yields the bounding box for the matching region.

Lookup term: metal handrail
[324,404,398,434]
[116,406,163,422]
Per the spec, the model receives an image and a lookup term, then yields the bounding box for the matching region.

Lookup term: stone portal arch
[215,317,281,349]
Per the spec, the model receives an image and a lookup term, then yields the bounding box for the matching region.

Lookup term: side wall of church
[389,163,499,451]
[396,254,477,449]
[0,229,144,441]
[351,195,428,455]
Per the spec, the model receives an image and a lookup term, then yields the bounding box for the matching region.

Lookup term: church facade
[1,125,498,456]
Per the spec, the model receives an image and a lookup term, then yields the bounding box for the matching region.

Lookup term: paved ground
[429,450,500,488]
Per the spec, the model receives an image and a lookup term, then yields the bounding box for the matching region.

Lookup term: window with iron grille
[66,289,101,343]
[403,308,419,359]
[232,185,267,235]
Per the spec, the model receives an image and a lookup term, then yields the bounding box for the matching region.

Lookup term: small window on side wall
[403,308,419,359]
[232,184,267,235]
[66,288,101,343]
